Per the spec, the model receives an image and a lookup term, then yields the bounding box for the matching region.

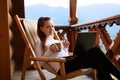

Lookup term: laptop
[63,31,97,60]
[73,32,97,56]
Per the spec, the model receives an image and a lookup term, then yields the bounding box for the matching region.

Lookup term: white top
[43,36,69,57]
[42,36,69,72]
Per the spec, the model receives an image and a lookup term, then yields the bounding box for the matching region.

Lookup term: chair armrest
[30,57,66,62]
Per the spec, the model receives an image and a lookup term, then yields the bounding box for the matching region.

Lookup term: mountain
[77,4,120,23]
[25,3,120,24]
[25,3,120,39]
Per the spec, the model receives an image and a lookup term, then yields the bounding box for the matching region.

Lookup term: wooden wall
[11,0,25,70]
[0,0,13,80]
[0,0,25,79]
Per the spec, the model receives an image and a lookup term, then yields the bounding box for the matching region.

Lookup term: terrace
[0,0,120,79]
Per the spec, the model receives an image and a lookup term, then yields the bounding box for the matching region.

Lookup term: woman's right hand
[49,43,61,53]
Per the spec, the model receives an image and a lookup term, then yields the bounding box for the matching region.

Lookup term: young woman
[37,17,120,80]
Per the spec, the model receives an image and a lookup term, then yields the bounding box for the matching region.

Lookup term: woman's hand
[49,43,61,52]
[62,38,70,48]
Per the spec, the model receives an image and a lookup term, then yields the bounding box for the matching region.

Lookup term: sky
[25,0,120,8]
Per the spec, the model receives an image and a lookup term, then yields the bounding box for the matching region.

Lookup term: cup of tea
[55,43,61,52]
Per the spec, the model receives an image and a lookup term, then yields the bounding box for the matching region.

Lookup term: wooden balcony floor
[13,69,93,80]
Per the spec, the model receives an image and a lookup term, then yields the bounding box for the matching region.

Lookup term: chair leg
[21,48,30,80]
[21,58,27,80]
[34,61,46,80]
[51,76,64,80]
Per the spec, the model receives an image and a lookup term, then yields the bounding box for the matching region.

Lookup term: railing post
[69,0,78,25]
[69,0,78,52]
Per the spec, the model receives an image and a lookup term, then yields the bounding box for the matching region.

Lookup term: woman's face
[40,20,55,37]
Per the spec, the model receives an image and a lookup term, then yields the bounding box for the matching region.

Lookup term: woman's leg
[72,47,113,79]
[57,57,83,75]
[58,47,120,79]
[97,70,113,80]
[62,50,113,80]
[86,47,120,79]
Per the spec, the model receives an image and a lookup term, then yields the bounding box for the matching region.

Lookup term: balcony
[55,14,120,71]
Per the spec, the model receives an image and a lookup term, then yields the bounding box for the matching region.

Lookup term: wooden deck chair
[14,15,96,80]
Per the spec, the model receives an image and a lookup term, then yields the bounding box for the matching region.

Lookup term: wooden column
[69,0,78,25]
[0,0,11,80]
[69,0,78,52]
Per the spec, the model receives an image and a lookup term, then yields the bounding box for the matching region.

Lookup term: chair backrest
[23,19,38,48]
[23,19,43,57]
[14,16,35,56]
[14,15,46,80]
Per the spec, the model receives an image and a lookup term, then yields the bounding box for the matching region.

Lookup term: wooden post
[69,0,78,52]
[69,0,78,25]
[0,0,11,80]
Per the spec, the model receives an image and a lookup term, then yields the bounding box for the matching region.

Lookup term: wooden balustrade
[55,14,120,71]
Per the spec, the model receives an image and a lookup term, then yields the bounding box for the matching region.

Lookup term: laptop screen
[73,32,97,56]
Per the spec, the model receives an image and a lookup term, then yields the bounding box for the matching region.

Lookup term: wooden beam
[0,0,11,80]
[69,0,78,25]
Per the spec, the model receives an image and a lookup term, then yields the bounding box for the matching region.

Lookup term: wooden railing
[55,14,120,71]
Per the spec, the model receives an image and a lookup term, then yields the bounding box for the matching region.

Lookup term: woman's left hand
[62,38,70,48]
